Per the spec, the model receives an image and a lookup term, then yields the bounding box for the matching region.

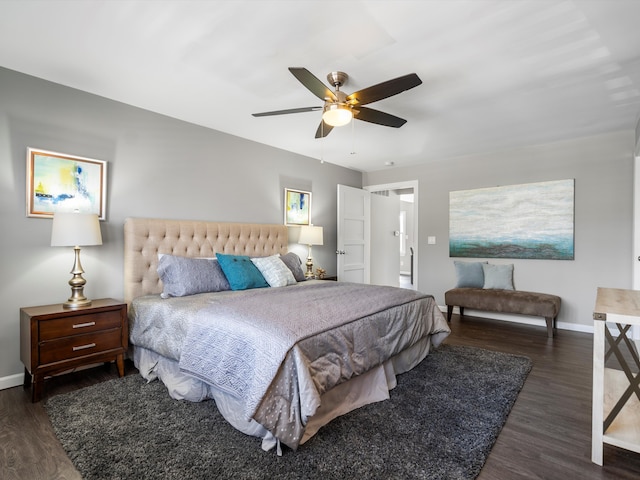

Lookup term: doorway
[365,180,419,291]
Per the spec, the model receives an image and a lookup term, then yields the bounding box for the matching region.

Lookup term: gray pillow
[453,261,487,288]
[157,254,230,298]
[280,252,306,282]
[482,263,514,290]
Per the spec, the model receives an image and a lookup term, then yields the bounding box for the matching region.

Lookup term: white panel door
[370,193,400,286]
[337,184,370,283]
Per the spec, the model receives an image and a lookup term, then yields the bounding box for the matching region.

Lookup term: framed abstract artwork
[284,188,311,226]
[449,179,574,260]
[26,148,107,219]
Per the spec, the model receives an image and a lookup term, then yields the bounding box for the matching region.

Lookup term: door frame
[634,156,640,290]
[633,156,640,342]
[365,180,419,291]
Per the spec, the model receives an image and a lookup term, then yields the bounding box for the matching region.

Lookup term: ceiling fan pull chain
[351,117,357,155]
[320,121,324,164]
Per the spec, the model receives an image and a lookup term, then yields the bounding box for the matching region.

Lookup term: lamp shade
[299,225,323,246]
[51,212,103,247]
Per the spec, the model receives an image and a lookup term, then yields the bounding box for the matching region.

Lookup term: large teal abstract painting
[449,179,574,260]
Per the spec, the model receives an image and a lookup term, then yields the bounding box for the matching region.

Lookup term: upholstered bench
[445,287,561,337]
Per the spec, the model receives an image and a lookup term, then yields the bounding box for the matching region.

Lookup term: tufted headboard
[123,217,289,305]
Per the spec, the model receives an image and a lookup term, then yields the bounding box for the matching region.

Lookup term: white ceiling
[1,1,640,173]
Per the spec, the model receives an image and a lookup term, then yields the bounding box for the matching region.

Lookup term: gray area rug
[45,344,531,480]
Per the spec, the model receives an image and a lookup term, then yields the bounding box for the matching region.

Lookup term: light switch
[427,236,436,245]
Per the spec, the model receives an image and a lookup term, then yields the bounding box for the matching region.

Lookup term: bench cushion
[445,288,560,319]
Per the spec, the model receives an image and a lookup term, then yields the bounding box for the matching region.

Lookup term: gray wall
[0,67,362,383]
[364,130,635,331]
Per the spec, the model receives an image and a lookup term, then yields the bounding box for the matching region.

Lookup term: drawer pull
[73,321,96,329]
[72,343,96,351]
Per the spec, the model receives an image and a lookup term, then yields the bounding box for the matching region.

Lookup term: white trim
[439,305,593,334]
[633,157,640,343]
[0,373,24,391]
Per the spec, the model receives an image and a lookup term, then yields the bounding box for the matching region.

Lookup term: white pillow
[251,255,297,287]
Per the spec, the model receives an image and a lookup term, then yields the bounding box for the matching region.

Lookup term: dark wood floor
[2,314,640,479]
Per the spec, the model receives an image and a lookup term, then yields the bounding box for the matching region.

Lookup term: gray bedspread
[130,282,449,450]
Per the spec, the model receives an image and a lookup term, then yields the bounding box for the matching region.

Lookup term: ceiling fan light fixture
[322,103,353,127]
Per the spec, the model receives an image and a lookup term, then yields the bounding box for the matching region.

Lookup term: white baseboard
[439,305,593,334]
[0,362,112,391]
[0,372,24,391]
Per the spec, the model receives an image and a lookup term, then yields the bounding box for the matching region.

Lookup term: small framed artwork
[26,148,107,219]
[284,188,311,226]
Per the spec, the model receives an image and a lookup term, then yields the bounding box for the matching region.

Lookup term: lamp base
[63,298,92,309]
[305,256,315,279]
[63,246,92,309]
[63,283,92,309]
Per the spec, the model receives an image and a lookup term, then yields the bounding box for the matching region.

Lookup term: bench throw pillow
[482,263,514,290]
[453,261,487,288]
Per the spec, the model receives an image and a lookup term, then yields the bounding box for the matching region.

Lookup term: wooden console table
[592,287,640,465]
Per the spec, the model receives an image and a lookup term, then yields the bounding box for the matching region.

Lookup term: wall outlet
[427,236,436,245]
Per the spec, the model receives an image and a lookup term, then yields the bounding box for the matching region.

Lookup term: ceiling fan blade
[289,67,337,102]
[354,106,407,128]
[315,120,334,138]
[346,73,422,106]
[252,106,321,117]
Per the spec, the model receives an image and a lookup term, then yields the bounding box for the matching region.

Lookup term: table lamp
[299,225,323,279]
[51,212,103,308]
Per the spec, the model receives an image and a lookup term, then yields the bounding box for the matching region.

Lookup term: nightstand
[20,298,128,402]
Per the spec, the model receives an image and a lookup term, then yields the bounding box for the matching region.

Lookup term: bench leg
[447,305,453,322]
[545,316,555,338]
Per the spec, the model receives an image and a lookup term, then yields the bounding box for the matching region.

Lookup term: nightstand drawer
[39,328,122,365]
[39,310,122,340]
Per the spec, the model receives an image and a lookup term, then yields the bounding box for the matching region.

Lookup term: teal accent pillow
[482,263,514,290]
[454,261,487,288]
[216,253,269,291]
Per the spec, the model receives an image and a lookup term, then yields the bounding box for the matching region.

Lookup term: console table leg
[592,320,605,465]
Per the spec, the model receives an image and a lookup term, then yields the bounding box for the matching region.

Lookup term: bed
[124,217,450,454]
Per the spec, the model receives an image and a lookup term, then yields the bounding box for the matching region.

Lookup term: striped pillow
[251,255,297,287]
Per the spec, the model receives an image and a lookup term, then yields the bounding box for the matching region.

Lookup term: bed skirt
[132,335,435,452]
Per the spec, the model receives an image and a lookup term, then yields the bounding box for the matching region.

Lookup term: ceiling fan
[252,67,422,138]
